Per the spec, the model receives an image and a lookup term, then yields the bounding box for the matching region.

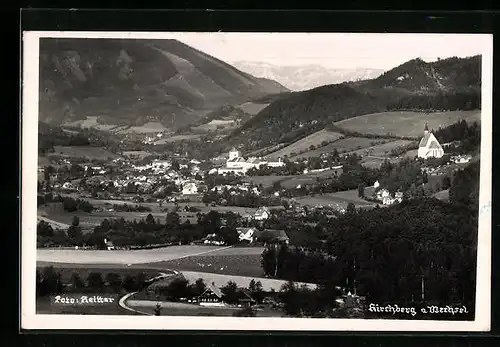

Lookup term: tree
[38,266,63,296]
[166,212,180,227]
[37,220,54,237]
[221,281,239,305]
[154,303,162,316]
[248,279,264,303]
[70,272,85,290]
[146,214,155,225]
[105,273,123,293]
[87,272,104,290]
[357,184,365,198]
[67,224,83,244]
[219,227,239,245]
[122,275,137,292]
[346,202,356,215]
[442,176,452,190]
[192,278,207,297]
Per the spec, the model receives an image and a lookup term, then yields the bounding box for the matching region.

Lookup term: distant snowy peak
[232,61,385,91]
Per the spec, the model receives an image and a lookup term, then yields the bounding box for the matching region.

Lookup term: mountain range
[231,61,385,91]
[39,38,288,129]
[226,55,481,152]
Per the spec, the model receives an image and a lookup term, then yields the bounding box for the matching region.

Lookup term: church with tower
[417,123,444,159]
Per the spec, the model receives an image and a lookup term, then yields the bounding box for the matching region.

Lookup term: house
[182,181,198,195]
[197,282,225,307]
[418,123,445,159]
[236,227,257,242]
[62,182,76,191]
[253,207,270,221]
[104,238,114,250]
[266,157,285,168]
[373,180,380,189]
[234,289,256,307]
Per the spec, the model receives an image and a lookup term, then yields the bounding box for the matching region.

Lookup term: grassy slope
[334,110,481,137]
[266,129,344,159]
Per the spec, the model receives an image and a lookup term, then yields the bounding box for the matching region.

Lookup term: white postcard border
[21,31,493,331]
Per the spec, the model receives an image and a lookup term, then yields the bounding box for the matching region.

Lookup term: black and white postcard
[21,32,492,331]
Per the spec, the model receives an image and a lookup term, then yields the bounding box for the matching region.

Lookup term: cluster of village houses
[40,123,465,213]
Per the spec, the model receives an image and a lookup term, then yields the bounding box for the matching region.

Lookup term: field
[243,175,295,188]
[295,189,376,208]
[37,245,231,264]
[154,134,202,144]
[290,137,390,160]
[116,122,166,134]
[278,169,344,190]
[192,119,235,132]
[236,102,269,115]
[122,150,153,159]
[267,129,344,159]
[148,247,265,278]
[346,139,417,157]
[38,197,263,228]
[36,246,317,292]
[125,299,284,317]
[433,189,450,202]
[49,146,120,160]
[334,110,481,137]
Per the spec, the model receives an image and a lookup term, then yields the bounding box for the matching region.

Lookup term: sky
[158,32,488,70]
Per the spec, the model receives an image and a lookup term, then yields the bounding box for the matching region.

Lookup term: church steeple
[424,122,429,134]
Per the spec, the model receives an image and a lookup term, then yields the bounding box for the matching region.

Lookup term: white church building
[417,123,444,159]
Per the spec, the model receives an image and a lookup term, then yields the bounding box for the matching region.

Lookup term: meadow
[290,137,390,160]
[154,134,202,144]
[333,110,481,137]
[49,146,120,160]
[37,245,230,264]
[244,175,295,188]
[149,252,264,278]
[267,129,344,159]
[236,102,270,115]
[278,169,345,190]
[346,139,417,157]
[295,189,376,208]
[116,122,167,134]
[192,119,235,132]
[125,299,284,317]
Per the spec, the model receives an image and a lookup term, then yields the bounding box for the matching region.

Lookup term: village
[37,121,476,251]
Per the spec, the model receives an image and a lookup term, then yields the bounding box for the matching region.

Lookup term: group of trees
[261,245,337,284]
[261,197,477,318]
[37,266,152,297]
[202,190,283,208]
[37,193,94,213]
[449,160,480,207]
[37,210,242,248]
[434,120,480,153]
[377,158,428,195]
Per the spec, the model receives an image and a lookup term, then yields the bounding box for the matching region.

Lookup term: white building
[254,207,270,221]
[229,147,240,161]
[182,181,198,195]
[266,157,285,168]
[418,123,444,159]
[236,227,257,242]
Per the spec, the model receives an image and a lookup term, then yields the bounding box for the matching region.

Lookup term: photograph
[21,31,492,331]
